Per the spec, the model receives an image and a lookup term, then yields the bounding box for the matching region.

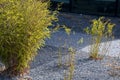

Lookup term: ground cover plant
[0,0,57,78]
[84,17,115,60]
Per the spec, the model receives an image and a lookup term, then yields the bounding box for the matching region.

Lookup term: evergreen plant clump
[0,0,57,77]
[84,17,115,60]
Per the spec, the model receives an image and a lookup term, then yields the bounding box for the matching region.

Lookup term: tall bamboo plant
[0,0,57,77]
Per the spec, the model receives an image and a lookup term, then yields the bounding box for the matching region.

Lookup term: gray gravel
[29,45,120,80]
[0,12,120,80]
[30,30,120,80]
[30,13,120,80]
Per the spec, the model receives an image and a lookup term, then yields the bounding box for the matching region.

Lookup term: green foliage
[64,47,75,80]
[63,25,71,35]
[77,38,84,45]
[56,25,71,67]
[84,17,115,60]
[0,0,57,76]
[84,17,115,37]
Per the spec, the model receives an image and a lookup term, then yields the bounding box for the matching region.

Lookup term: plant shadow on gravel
[44,63,69,72]
[78,58,92,63]
[30,45,69,69]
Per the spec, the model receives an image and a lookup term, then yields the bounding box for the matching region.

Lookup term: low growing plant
[64,47,76,80]
[0,0,57,77]
[52,25,71,67]
[84,17,115,60]
[52,25,75,80]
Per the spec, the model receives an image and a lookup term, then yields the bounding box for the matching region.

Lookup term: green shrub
[0,0,57,76]
[84,17,115,60]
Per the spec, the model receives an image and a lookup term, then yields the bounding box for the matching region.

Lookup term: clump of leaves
[0,0,57,77]
[84,17,115,60]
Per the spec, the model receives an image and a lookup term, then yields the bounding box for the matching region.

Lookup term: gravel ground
[81,40,120,57]
[29,33,120,80]
[30,13,120,80]
[0,12,120,80]
[30,46,120,80]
